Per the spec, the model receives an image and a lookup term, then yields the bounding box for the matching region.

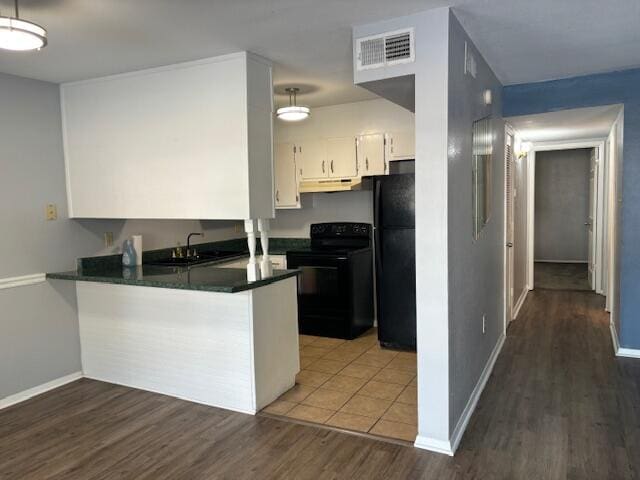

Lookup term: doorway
[533,148,594,291]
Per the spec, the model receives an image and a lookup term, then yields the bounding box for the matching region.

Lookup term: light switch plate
[46,204,58,221]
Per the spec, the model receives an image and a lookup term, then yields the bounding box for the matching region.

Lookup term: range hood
[299,177,363,193]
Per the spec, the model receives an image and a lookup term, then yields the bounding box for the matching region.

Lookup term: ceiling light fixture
[0,0,47,51]
[276,88,310,122]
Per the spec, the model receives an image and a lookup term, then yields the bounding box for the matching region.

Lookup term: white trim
[617,348,640,359]
[60,52,254,87]
[610,321,620,354]
[532,138,607,152]
[504,124,515,334]
[414,435,454,456]
[528,139,607,292]
[610,323,640,359]
[0,273,46,290]
[534,259,588,263]
[448,334,505,455]
[526,150,535,290]
[0,371,82,411]
[512,288,528,320]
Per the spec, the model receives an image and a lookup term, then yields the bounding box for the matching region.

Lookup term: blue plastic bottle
[122,239,137,267]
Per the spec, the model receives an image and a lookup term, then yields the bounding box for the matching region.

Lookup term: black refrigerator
[374,173,416,350]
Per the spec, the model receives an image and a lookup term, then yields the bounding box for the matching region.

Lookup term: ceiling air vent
[356,28,415,71]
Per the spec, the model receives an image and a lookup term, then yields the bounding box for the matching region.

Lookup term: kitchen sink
[145,251,244,267]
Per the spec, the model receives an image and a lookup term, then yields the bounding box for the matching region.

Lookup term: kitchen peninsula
[48,256,300,415]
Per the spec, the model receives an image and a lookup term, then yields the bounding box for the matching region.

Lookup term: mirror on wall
[472,116,493,239]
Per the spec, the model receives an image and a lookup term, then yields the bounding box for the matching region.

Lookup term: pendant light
[0,0,47,51]
[276,88,310,122]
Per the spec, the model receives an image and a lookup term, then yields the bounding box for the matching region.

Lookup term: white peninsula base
[76,277,299,414]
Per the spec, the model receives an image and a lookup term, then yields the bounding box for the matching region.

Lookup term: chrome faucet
[187,232,203,258]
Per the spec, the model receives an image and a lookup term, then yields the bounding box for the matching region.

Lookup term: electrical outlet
[45,203,58,221]
[104,232,114,248]
[482,314,486,334]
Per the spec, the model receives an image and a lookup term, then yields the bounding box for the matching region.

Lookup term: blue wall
[503,68,640,349]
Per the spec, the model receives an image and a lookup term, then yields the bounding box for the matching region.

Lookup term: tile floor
[261,328,418,442]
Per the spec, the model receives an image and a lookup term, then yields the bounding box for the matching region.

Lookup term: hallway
[1,291,639,479]
[534,262,591,290]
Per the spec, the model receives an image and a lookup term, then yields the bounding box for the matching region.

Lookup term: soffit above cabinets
[61,51,274,220]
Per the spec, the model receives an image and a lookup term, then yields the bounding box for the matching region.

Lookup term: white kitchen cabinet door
[298,139,328,180]
[327,137,358,178]
[357,133,386,176]
[267,255,287,269]
[274,143,300,209]
[385,130,415,161]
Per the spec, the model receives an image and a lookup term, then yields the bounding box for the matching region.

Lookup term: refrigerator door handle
[374,180,383,271]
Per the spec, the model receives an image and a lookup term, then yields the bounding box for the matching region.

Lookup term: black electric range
[286,222,374,340]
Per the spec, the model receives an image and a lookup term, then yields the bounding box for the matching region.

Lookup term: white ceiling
[506,105,621,143]
[0,0,639,107]
[453,0,640,85]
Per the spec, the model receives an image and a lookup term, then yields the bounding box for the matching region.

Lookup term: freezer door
[376,227,416,349]
[374,174,415,229]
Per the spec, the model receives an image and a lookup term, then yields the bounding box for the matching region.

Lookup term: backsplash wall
[270,190,373,237]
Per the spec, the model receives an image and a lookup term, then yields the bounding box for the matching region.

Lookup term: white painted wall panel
[62,52,273,220]
[251,277,299,409]
[77,282,255,413]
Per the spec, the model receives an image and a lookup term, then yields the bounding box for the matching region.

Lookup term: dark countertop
[47,261,300,294]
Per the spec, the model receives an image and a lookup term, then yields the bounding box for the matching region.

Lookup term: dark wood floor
[535,262,591,291]
[1,290,639,479]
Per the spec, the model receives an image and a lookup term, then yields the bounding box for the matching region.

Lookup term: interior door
[274,143,298,208]
[588,147,597,288]
[505,129,515,324]
[358,134,386,176]
[299,139,327,180]
[327,137,358,178]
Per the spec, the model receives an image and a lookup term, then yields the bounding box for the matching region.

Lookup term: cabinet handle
[276,190,280,202]
[330,160,334,173]
[322,160,325,173]
[366,157,369,170]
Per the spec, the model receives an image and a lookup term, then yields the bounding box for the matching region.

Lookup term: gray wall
[0,72,239,400]
[447,12,505,430]
[270,190,373,237]
[535,149,591,262]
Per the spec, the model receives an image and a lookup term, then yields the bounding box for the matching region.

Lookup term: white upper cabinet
[61,52,274,220]
[385,130,415,161]
[298,139,328,180]
[326,137,358,178]
[357,133,386,176]
[274,143,300,209]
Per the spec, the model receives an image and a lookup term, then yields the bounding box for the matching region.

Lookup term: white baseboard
[512,288,529,320]
[449,334,506,454]
[0,371,83,411]
[610,323,640,358]
[414,435,454,456]
[414,334,506,457]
